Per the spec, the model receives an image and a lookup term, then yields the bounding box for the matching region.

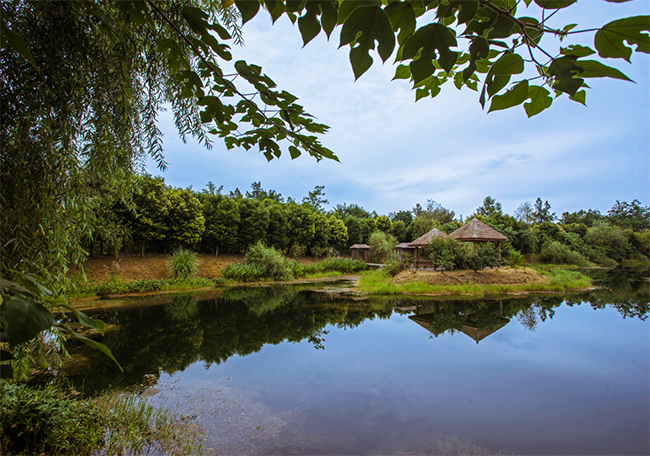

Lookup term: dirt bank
[69,253,318,283]
[392,267,547,286]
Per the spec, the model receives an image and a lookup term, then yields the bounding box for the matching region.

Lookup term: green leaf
[320,1,339,38]
[298,5,322,46]
[339,5,395,80]
[548,55,583,96]
[570,90,587,105]
[401,23,458,83]
[337,0,376,25]
[534,0,577,9]
[56,302,106,336]
[524,85,553,117]
[2,296,54,347]
[392,64,411,80]
[0,22,38,69]
[58,323,123,372]
[289,146,301,159]
[595,16,649,62]
[235,0,260,24]
[384,1,416,45]
[576,60,633,81]
[487,74,511,98]
[491,53,524,75]
[560,44,596,58]
[488,80,529,112]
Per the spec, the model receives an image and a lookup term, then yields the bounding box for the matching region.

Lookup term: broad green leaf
[491,53,524,75]
[392,64,411,80]
[548,55,583,96]
[289,146,301,159]
[58,323,123,372]
[340,5,395,80]
[595,16,649,62]
[401,23,458,83]
[524,85,553,117]
[337,0,376,25]
[1,22,38,69]
[56,302,106,336]
[570,90,587,105]
[576,60,633,81]
[384,1,416,45]
[534,0,577,9]
[298,6,322,46]
[320,1,339,38]
[487,74,511,98]
[560,45,596,57]
[235,0,260,24]
[488,80,529,112]
[2,296,54,347]
[457,0,479,25]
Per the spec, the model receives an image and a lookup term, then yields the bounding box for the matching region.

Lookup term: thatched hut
[408,228,449,268]
[350,244,370,262]
[449,218,508,259]
[395,242,415,260]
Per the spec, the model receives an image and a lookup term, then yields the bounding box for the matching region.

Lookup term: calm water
[66,272,649,455]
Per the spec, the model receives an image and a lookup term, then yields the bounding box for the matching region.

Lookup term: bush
[245,242,294,281]
[368,231,397,263]
[540,240,590,266]
[288,243,307,259]
[168,248,199,279]
[1,384,104,455]
[383,252,409,277]
[310,245,327,259]
[509,249,525,269]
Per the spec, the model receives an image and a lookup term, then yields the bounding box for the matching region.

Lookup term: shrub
[384,252,409,277]
[368,231,398,263]
[509,249,525,269]
[245,242,294,281]
[168,248,199,279]
[540,240,590,266]
[310,245,327,259]
[288,243,307,259]
[1,384,104,455]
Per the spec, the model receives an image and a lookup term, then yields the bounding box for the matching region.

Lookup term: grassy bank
[359,267,593,297]
[69,276,223,298]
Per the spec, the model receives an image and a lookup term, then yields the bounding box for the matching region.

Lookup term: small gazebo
[408,228,449,268]
[350,244,370,262]
[395,242,416,260]
[449,218,508,259]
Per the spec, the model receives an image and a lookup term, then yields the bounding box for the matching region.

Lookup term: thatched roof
[350,244,370,249]
[395,242,415,250]
[408,228,449,247]
[449,218,508,242]
[460,318,510,344]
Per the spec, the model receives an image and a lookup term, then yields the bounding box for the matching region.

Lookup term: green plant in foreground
[168,248,199,279]
[0,383,201,455]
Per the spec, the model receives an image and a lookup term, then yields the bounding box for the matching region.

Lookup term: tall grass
[359,268,592,296]
[168,248,199,279]
[0,384,201,455]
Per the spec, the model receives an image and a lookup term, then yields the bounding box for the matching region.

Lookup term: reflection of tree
[222,286,298,316]
[164,295,199,321]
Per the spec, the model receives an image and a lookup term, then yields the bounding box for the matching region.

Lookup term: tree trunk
[215,243,219,256]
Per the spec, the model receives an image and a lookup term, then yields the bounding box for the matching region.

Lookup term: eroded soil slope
[392,267,546,286]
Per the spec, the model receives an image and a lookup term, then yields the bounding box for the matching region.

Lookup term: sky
[148,0,650,220]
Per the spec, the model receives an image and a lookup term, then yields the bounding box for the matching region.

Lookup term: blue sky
[149,0,650,219]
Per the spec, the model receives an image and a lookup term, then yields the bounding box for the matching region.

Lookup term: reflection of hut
[460,318,510,344]
[449,218,508,259]
[395,242,416,260]
[408,228,449,269]
[350,244,370,262]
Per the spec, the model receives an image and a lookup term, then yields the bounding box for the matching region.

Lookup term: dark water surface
[66,275,649,455]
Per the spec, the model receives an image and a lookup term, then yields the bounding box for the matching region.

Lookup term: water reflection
[65,280,648,397]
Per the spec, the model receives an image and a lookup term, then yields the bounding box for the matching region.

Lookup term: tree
[201,194,239,255]
[476,196,503,217]
[532,198,556,224]
[165,187,205,250]
[332,203,371,220]
[327,215,349,253]
[302,185,329,211]
[389,210,413,226]
[127,176,170,257]
[514,202,535,224]
[374,215,393,234]
[607,200,650,231]
[391,220,408,243]
[238,199,270,252]
[265,202,290,252]
[344,216,362,246]
[246,182,283,203]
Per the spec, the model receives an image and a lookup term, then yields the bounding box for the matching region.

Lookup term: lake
[65,270,649,455]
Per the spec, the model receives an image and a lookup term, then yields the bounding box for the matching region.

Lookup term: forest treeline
[86,175,649,268]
